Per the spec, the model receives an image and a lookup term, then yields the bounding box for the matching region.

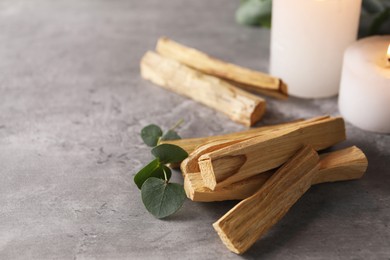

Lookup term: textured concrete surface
[0,0,389,259]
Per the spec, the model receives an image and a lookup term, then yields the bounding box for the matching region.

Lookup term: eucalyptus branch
[134,122,188,219]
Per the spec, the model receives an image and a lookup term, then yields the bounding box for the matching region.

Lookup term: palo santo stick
[184,146,367,202]
[184,171,272,202]
[156,37,288,99]
[164,116,329,155]
[199,117,346,190]
[225,79,288,100]
[164,120,301,155]
[180,116,329,173]
[141,51,266,126]
[213,146,319,254]
[181,139,250,175]
[314,146,368,184]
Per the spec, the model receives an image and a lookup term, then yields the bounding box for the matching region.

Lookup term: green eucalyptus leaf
[151,144,188,164]
[146,165,172,183]
[359,6,390,37]
[134,159,172,189]
[134,159,159,189]
[236,0,272,27]
[141,178,186,219]
[362,0,385,13]
[235,0,390,35]
[141,124,163,147]
[161,130,181,141]
[134,158,158,189]
[369,8,390,35]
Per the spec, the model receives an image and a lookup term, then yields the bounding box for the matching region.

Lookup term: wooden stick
[181,139,249,176]
[199,117,346,190]
[179,116,330,172]
[141,51,266,126]
[184,146,367,202]
[163,116,330,155]
[314,146,368,184]
[225,79,288,100]
[213,146,319,254]
[163,120,301,155]
[184,171,272,202]
[156,37,288,99]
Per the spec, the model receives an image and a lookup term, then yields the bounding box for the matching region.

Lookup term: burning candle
[270,0,362,98]
[338,36,390,133]
[387,44,390,66]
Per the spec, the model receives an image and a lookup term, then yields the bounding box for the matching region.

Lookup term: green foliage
[236,0,272,28]
[160,119,183,141]
[141,124,163,147]
[134,159,172,189]
[360,0,390,37]
[235,0,390,37]
[135,121,188,218]
[151,144,188,164]
[141,178,186,219]
[161,129,181,141]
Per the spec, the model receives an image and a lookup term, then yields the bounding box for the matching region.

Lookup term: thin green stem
[156,136,162,145]
[162,167,168,183]
[170,119,184,131]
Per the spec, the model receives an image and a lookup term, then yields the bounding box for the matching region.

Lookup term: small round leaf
[133,159,169,189]
[141,124,163,147]
[134,159,160,189]
[141,178,186,219]
[151,144,188,164]
[236,0,272,27]
[134,159,172,189]
[161,130,181,141]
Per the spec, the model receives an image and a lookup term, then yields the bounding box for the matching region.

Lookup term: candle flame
[387,44,390,66]
[387,44,390,57]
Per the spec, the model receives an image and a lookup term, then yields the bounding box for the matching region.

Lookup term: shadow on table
[240,190,329,258]
[167,135,389,256]
[242,139,389,258]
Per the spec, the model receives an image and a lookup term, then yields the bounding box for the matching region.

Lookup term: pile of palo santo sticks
[162,116,368,254]
[139,37,368,254]
[140,37,288,126]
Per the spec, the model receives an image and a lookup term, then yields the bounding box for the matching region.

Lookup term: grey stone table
[1,0,389,259]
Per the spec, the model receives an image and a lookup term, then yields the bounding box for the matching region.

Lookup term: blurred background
[236,0,390,37]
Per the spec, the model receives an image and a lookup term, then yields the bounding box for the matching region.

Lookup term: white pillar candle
[270,0,361,98]
[338,36,390,133]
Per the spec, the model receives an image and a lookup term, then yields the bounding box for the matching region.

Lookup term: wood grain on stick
[314,146,368,184]
[184,146,367,202]
[163,116,329,155]
[213,146,319,254]
[225,79,288,100]
[181,139,250,176]
[198,117,346,190]
[180,116,329,174]
[184,171,272,202]
[156,37,288,99]
[179,116,329,173]
[141,51,266,126]
[171,116,328,170]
